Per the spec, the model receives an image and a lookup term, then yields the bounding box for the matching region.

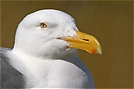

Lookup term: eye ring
[40,22,47,28]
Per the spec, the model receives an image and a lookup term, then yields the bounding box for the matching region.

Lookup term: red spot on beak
[90,49,97,54]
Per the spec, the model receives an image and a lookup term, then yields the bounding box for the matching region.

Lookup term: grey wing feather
[0,47,25,88]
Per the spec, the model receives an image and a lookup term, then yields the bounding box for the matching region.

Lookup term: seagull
[0,9,102,88]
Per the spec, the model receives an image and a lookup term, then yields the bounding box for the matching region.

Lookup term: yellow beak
[60,30,102,54]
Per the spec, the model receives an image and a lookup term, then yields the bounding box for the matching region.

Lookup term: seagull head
[13,9,101,59]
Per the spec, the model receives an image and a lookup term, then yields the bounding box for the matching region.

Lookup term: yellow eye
[40,22,47,28]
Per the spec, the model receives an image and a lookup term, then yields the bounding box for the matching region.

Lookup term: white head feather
[13,9,78,59]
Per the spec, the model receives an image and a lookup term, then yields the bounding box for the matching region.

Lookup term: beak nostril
[83,39,89,41]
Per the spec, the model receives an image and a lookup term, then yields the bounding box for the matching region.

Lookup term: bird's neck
[9,49,89,88]
[10,48,80,77]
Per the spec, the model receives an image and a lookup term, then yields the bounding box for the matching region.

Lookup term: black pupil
[42,24,45,26]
